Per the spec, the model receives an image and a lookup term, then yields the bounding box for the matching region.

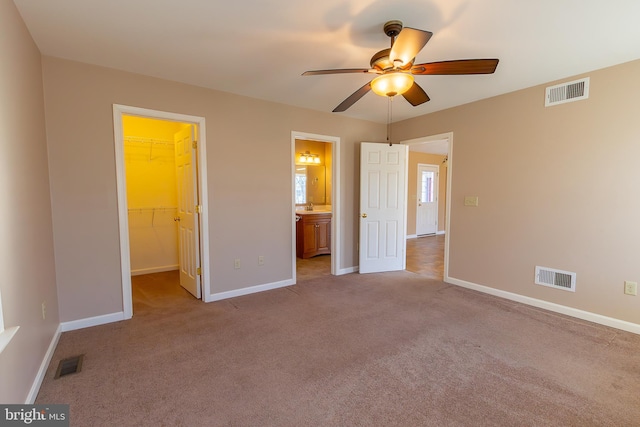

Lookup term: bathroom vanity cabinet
[296,213,331,259]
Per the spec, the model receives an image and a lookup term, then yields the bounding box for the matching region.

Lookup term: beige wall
[0,0,60,403]
[394,59,640,325]
[407,152,447,235]
[41,56,385,322]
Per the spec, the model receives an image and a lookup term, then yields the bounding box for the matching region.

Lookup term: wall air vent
[545,77,589,107]
[535,266,576,292]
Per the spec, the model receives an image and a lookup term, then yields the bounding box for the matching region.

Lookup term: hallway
[405,234,445,279]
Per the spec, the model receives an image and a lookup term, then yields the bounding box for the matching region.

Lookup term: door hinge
[195,205,202,214]
[196,267,201,275]
[192,141,198,149]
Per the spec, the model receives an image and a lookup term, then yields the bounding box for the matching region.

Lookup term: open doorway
[291,131,340,282]
[113,105,211,319]
[403,133,452,281]
[123,116,199,311]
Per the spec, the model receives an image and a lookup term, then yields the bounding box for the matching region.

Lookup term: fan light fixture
[299,151,321,164]
[371,72,414,97]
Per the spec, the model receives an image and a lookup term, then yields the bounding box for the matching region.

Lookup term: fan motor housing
[370,48,392,71]
[370,48,413,71]
[372,21,415,72]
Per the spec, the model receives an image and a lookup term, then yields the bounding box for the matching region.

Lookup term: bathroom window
[295,172,307,204]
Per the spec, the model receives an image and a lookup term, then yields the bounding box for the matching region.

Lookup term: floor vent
[54,355,84,379]
[535,266,576,292]
[545,77,589,107]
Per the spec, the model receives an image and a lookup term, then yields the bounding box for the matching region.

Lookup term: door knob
[174,217,181,222]
[361,213,367,218]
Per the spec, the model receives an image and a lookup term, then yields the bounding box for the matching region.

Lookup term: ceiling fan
[302,20,499,112]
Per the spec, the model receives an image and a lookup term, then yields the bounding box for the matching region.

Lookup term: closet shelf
[127,207,178,227]
[124,137,175,161]
[128,207,177,213]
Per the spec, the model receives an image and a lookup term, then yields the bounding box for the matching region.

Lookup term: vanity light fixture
[299,151,321,164]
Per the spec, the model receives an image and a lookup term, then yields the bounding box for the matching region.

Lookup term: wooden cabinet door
[316,218,331,253]
[296,213,332,259]
[302,221,318,255]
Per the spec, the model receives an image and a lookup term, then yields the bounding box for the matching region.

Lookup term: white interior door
[416,164,439,235]
[359,142,408,273]
[174,125,201,298]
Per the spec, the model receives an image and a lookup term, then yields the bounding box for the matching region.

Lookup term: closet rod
[127,207,178,227]
[127,207,177,212]
[124,136,174,145]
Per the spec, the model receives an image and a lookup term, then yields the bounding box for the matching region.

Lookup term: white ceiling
[13,0,640,124]
[409,139,449,155]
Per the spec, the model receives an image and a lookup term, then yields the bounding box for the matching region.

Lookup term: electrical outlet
[624,281,637,296]
[234,259,241,269]
[41,301,46,320]
[258,255,265,266]
[464,196,479,207]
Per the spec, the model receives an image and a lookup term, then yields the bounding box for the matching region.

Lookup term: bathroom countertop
[295,209,332,215]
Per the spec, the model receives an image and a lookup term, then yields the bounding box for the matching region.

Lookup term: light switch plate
[464,196,479,207]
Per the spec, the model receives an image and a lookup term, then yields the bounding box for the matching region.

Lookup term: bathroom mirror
[295,165,326,205]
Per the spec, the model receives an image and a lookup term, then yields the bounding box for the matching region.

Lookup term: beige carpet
[36,271,640,426]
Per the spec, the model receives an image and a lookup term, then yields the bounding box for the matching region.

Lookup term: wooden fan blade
[402,82,430,106]
[411,59,499,75]
[302,68,372,76]
[389,28,432,67]
[332,82,372,112]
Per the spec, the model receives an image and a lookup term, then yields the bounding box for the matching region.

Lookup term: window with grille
[420,171,434,203]
[295,172,307,204]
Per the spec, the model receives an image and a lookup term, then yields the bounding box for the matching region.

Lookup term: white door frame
[291,131,341,280]
[416,163,439,236]
[113,104,212,319]
[403,132,453,281]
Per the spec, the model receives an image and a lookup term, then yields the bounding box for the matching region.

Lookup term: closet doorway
[113,105,211,319]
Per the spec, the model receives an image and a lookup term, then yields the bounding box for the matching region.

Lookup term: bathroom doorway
[291,131,340,282]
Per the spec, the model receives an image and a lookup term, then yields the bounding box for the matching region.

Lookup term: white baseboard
[408,232,445,239]
[210,279,295,301]
[61,311,125,332]
[131,265,179,276]
[446,276,640,335]
[337,266,358,275]
[26,324,62,404]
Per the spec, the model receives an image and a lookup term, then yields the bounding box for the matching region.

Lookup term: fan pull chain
[387,96,393,146]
